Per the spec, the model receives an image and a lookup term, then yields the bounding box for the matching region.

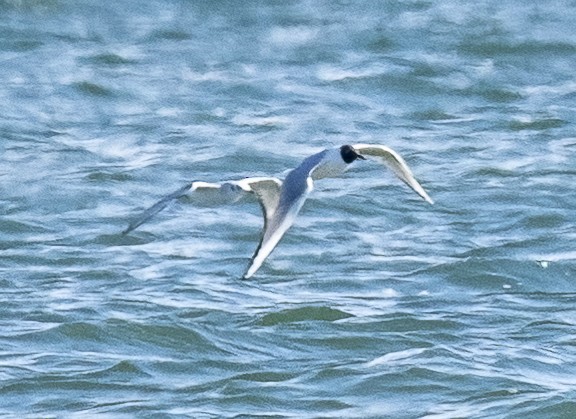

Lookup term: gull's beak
[352,146,366,160]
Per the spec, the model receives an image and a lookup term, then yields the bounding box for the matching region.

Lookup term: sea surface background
[1,0,576,417]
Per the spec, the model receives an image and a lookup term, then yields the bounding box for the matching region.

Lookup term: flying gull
[243,144,433,278]
[122,144,433,279]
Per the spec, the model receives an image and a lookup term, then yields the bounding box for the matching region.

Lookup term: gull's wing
[237,177,282,224]
[122,182,196,235]
[353,144,434,204]
[243,151,327,279]
[122,177,278,235]
[122,178,282,235]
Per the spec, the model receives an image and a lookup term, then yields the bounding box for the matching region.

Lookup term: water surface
[1,1,576,417]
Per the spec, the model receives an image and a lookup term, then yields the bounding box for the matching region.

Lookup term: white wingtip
[242,265,257,280]
[413,183,434,205]
[405,176,434,205]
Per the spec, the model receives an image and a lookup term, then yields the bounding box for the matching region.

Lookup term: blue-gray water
[1,1,576,417]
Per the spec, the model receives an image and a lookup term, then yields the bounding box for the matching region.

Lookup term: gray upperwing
[246,178,282,225]
[122,182,193,235]
[243,150,328,279]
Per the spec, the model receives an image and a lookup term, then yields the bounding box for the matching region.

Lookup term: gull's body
[243,144,433,279]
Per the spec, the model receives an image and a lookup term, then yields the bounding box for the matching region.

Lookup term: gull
[243,144,433,279]
[122,177,282,235]
[123,144,432,279]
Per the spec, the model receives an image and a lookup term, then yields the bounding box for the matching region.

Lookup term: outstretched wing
[353,144,434,204]
[238,177,282,225]
[122,182,196,235]
[122,177,282,235]
[243,151,327,279]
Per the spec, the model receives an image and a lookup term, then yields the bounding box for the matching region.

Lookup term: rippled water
[2,0,576,417]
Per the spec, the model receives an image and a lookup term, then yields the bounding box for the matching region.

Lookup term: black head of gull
[340,144,366,164]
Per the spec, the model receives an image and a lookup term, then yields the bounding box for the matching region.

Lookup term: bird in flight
[123,144,433,278]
